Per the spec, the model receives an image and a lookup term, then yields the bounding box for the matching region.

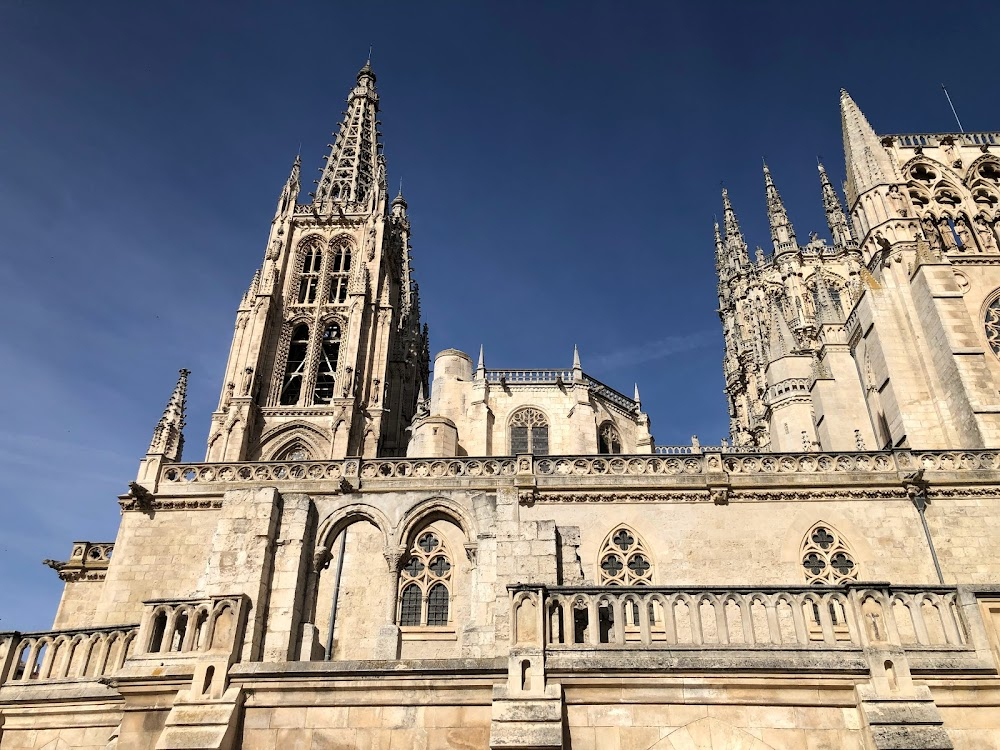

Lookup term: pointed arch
[597,421,622,455]
[508,406,549,456]
[800,521,858,585]
[316,503,392,553]
[597,525,654,585]
[257,421,330,461]
[295,235,326,305]
[395,496,477,550]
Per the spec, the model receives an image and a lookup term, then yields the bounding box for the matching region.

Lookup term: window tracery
[313,323,341,404]
[598,526,653,586]
[985,295,1000,358]
[509,408,549,455]
[328,242,352,304]
[398,531,452,627]
[297,241,323,304]
[801,524,857,585]
[276,442,310,461]
[279,325,310,406]
[598,422,622,454]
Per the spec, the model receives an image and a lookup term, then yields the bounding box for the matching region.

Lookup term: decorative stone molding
[42,541,114,582]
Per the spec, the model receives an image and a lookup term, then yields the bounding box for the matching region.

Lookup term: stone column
[374,546,405,659]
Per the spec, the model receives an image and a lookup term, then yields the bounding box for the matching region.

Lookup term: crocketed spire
[763,162,797,256]
[147,369,190,462]
[840,89,900,207]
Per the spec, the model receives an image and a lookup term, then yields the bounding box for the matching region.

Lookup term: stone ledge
[230,656,506,680]
[547,649,870,674]
[0,680,120,704]
[868,724,953,749]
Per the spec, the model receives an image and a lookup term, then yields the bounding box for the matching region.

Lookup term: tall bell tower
[205,62,429,462]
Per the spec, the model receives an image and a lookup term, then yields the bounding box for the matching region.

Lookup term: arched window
[509,408,549,455]
[279,325,310,405]
[313,323,341,404]
[297,242,323,304]
[397,531,452,627]
[598,422,622,454]
[986,295,1000,358]
[328,242,352,304]
[801,523,858,585]
[276,442,310,462]
[598,526,653,585]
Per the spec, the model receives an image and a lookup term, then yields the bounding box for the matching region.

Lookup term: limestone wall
[524,498,947,586]
[89,507,220,627]
[51,579,105,630]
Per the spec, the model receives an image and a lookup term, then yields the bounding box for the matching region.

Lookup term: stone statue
[887,185,908,217]
[922,217,943,252]
[941,138,962,168]
[242,367,254,396]
[975,217,998,252]
[955,216,974,251]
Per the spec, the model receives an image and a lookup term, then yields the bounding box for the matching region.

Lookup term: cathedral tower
[205,63,429,462]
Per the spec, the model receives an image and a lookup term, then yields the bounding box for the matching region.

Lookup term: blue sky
[2,1,999,630]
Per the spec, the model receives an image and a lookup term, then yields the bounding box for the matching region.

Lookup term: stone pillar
[373,546,405,659]
[198,487,282,663]
[261,493,315,662]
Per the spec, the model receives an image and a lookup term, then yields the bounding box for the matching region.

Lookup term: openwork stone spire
[840,89,899,207]
[763,162,797,256]
[314,63,380,210]
[817,161,855,250]
[148,369,189,462]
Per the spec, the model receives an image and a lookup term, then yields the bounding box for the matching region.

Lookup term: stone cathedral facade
[3,66,1000,750]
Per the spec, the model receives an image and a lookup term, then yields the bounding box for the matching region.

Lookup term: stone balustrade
[136,595,248,659]
[510,584,971,653]
[0,625,137,684]
[484,369,574,384]
[154,449,1000,493]
[888,131,1000,148]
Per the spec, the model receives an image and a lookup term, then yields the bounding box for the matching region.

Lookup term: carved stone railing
[510,584,972,653]
[43,541,114,582]
[135,595,249,662]
[583,375,639,415]
[0,625,138,684]
[484,369,574,385]
[888,132,1000,148]
[155,449,1000,491]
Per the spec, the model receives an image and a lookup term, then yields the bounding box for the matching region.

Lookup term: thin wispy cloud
[590,330,718,371]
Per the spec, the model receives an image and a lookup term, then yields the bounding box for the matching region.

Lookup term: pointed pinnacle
[573,344,581,370]
[477,344,485,371]
[633,383,641,403]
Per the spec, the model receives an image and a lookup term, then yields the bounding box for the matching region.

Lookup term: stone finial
[633,383,641,406]
[572,344,581,370]
[147,369,190,462]
[817,160,855,250]
[477,344,485,374]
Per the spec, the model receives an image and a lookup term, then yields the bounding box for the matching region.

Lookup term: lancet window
[598,422,622,454]
[986,295,1000,357]
[801,524,857,585]
[297,241,323,304]
[328,242,352,304]
[398,531,452,627]
[279,325,310,406]
[509,408,549,455]
[598,526,653,585]
[313,323,341,404]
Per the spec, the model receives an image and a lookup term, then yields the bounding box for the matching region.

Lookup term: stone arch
[779,511,874,568]
[651,717,776,749]
[965,154,1000,185]
[316,503,392,552]
[257,421,330,461]
[597,524,654,585]
[395,496,477,550]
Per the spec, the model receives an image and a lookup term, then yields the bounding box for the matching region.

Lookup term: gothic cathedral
[3,65,1000,750]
